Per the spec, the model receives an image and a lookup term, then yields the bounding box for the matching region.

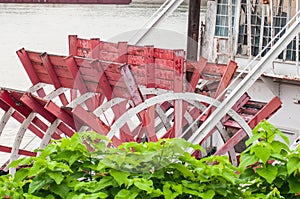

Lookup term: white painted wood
[174,99,183,137]
[247,0,252,57]
[67,92,95,108]
[233,0,241,56]
[107,92,251,142]
[0,108,14,137]
[38,119,61,152]
[93,98,128,116]
[27,83,46,93]
[44,87,69,100]
[9,112,36,175]
[155,105,172,130]
[202,1,217,62]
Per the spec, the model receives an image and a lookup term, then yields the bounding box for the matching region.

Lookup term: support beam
[41,53,69,106]
[16,48,46,97]
[187,0,201,61]
[65,56,95,110]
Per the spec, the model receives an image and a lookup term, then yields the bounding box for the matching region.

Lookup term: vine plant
[0,120,300,198]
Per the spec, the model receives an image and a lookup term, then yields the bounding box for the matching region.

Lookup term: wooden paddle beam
[0,35,282,168]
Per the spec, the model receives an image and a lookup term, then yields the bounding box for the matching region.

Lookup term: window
[215,0,236,37]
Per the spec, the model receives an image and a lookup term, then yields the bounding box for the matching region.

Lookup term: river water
[0,3,206,166]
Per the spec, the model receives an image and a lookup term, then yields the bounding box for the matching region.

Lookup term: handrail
[181,11,300,144]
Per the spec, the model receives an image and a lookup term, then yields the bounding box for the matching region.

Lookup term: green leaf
[246,133,262,146]
[171,183,183,194]
[287,157,300,175]
[253,144,271,164]
[256,165,278,184]
[70,133,88,153]
[221,169,237,184]
[287,177,300,194]
[81,131,110,142]
[8,158,25,168]
[276,129,290,145]
[45,195,55,199]
[13,168,29,183]
[82,192,108,199]
[60,137,71,149]
[109,169,130,186]
[133,178,153,193]
[182,187,200,197]
[149,188,163,197]
[23,193,43,199]
[170,163,194,178]
[198,190,215,199]
[39,144,57,158]
[239,153,259,169]
[50,182,70,198]
[28,159,47,176]
[48,171,64,185]
[75,176,116,193]
[114,189,139,199]
[181,180,200,190]
[28,176,53,193]
[163,183,180,199]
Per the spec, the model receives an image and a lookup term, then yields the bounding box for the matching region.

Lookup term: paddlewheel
[0,35,282,172]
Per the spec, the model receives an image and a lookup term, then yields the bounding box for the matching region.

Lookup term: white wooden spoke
[39,119,61,151]
[44,88,69,101]
[174,100,183,137]
[9,112,36,175]
[27,83,47,93]
[184,111,198,133]
[107,92,252,143]
[139,87,172,96]
[215,123,238,166]
[67,92,95,108]
[93,98,128,116]
[0,107,14,137]
[155,105,172,130]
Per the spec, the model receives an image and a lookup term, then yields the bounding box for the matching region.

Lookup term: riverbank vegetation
[1,120,300,198]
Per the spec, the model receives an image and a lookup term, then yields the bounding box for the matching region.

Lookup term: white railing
[182,11,300,144]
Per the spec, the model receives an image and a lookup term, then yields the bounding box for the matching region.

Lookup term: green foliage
[0,174,24,198]
[238,120,300,198]
[1,120,300,198]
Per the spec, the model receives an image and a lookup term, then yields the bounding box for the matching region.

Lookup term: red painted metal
[16,49,46,97]
[65,56,96,110]
[0,89,54,139]
[0,100,46,139]
[41,53,69,106]
[20,94,73,137]
[72,105,123,146]
[0,145,36,157]
[187,57,207,92]
[215,96,282,156]
[44,101,77,130]
[214,60,237,99]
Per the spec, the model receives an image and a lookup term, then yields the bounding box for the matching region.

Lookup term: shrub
[1,121,300,198]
